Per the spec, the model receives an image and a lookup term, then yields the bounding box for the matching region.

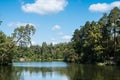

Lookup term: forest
[0,7,120,65]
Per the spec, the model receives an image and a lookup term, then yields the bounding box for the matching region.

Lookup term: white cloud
[89,3,109,12]
[31,40,37,45]
[21,0,68,15]
[111,1,120,8]
[52,25,61,30]
[89,1,120,12]
[7,22,35,28]
[62,35,71,40]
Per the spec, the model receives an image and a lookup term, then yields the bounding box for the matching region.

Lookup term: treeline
[0,7,120,65]
[13,7,120,64]
[13,42,76,62]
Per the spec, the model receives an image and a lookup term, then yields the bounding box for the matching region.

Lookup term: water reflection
[13,67,69,80]
[67,64,120,80]
[0,62,120,80]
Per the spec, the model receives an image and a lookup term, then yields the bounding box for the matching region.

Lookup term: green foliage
[11,39,75,62]
[0,24,36,65]
[72,7,120,64]
[0,31,13,65]
[12,24,36,46]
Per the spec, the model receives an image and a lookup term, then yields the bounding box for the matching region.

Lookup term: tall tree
[12,24,36,47]
[108,7,120,57]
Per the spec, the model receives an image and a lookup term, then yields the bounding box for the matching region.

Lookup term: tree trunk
[114,28,117,57]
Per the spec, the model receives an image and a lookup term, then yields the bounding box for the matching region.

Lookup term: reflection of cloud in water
[61,76,69,80]
[20,70,69,80]
[13,62,67,68]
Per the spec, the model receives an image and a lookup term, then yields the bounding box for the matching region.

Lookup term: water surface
[0,62,120,80]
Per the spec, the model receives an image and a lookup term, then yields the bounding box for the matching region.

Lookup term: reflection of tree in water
[0,66,12,80]
[11,66,68,80]
[65,64,120,80]
[0,66,19,80]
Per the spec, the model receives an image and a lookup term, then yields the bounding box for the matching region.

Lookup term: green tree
[98,13,111,59]
[108,7,120,57]
[0,31,13,65]
[41,42,49,60]
[71,7,120,64]
[12,24,36,47]
[0,24,36,65]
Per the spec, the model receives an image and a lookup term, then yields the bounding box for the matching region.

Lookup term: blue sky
[0,0,120,45]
